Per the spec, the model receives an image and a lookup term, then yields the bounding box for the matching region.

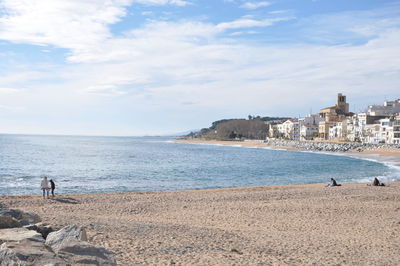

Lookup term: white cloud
[240,1,271,10]
[216,17,291,30]
[0,104,25,112]
[0,0,290,64]
[269,10,290,14]
[85,84,127,96]
[65,17,290,63]
[0,87,21,94]
[0,0,190,53]
[0,0,130,49]
[134,0,191,6]
[57,21,400,113]
[230,30,258,36]
[0,2,399,134]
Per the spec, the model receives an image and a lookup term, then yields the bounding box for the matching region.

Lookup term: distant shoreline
[175,138,400,168]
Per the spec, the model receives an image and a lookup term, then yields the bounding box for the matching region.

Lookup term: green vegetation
[187,116,289,140]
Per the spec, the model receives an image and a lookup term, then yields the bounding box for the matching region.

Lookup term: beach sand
[2,140,399,265]
[1,183,400,265]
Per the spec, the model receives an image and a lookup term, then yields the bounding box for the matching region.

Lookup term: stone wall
[264,139,400,152]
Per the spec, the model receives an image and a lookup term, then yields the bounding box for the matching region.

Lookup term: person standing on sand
[49,179,56,197]
[40,176,50,199]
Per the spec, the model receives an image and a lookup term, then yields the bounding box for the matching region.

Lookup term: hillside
[187,116,289,140]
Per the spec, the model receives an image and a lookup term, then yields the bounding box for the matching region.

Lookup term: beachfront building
[298,114,323,140]
[393,115,400,144]
[351,113,367,142]
[363,124,381,144]
[360,117,399,144]
[328,120,348,141]
[267,94,400,144]
[280,119,300,140]
[300,124,319,140]
[268,124,282,139]
[349,112,396,143]
[318,121,332,140]
[379,118,393,144]
[268,124,277,139]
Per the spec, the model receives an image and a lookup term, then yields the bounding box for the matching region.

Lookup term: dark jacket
[50,180,55,190]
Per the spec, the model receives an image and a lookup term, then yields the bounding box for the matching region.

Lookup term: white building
[367,99,400,116]
[298,114,323,140]
[300,124,319,140]
[393,115,400,144]
[363,124,381,144]
[378,118,394,144]
[328,121,348,140]
[281,119,300,140]
[299,114,324,126]
[362,117,396,144]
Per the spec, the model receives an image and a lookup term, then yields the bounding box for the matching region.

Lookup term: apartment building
[367,99,400,116]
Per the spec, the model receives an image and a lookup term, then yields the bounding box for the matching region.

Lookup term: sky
[0,0,399,136]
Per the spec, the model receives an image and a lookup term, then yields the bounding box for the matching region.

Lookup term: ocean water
[0,134,399,196]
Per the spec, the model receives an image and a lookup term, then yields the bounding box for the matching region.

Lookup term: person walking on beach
[49,179,56,197]
[41,176,50,199]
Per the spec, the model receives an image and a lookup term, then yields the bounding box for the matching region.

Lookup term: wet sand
[1,183,400,265]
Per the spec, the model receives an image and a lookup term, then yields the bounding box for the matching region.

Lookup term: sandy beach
[2,139,400,265]
[1,183,400,265]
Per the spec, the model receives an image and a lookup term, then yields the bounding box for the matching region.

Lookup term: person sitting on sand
[41,176,50,199]
[372,177,385,186]
[49,179,56,197]
[327,178,341,187]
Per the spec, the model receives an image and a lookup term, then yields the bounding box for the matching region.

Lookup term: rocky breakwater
[264,139,400,152]
[0,206,116,265]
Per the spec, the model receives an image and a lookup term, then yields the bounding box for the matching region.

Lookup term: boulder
[0,208,41,227]
[0,222,116,265]
[0,227,44,243]
[46,225,87,253]
[19,212,41,226]
[0,216,21,229]
[24,223,54,239]
[0,240,68,266]
[57,240,117,266]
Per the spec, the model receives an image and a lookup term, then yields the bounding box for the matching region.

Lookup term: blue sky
[0,0,399,135]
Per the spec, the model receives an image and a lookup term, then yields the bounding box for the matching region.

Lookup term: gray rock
[0,216,21,229]
[0,227,44,243]
[57,240,117,266]
[0,208,41,227]
[24,223,54,239]
[1,222,116,265]
[19,212,41,226]
[0,240,68,266]
[46,225,88,253]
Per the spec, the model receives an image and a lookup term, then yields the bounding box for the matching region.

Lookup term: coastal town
[268,94,400,145]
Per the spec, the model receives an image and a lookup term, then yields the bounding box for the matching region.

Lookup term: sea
[0,134,399,196]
